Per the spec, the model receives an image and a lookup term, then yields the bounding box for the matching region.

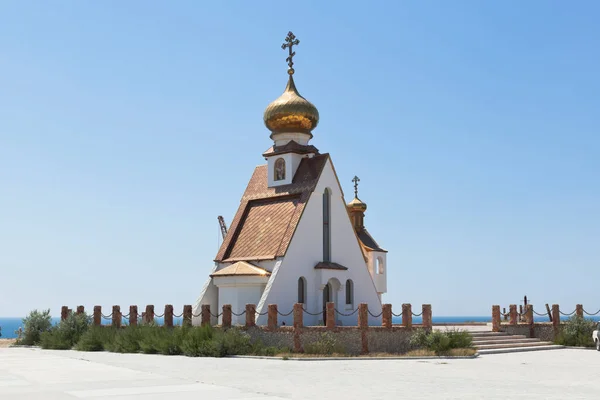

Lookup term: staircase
[470,331,564,355]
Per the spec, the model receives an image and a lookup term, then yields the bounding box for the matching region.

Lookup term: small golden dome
[347,196,367,212]
[264,74,319,135]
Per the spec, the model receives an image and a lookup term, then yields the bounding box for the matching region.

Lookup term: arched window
[298,277,306,304]
[323,188,331,262]
[376,257,385,274]
[274,158,286,181]
[345,279,354,305]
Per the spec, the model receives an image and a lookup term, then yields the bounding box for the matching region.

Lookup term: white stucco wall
[213,276,267,325]
[267,152,307,188]
[256,157,382,326]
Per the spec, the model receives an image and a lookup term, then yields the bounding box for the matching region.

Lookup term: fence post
[358,303,368,328]
[401,303,412,328]
[382,304,392,328]
[509,304,517,325]
[112,305,121,329]
[293,303,303,353]
[164,305,173,328]
[61,306,69,321]
[326,302,335,329]
[93,306,101,326]
[526,304,534,325]
[76,306,84,315]
[183,305,192,327]
[268,304,278,330]
[201,305,211,326]
[422,304,432,330]
[145,305,154,324]
[492,305,500,332]
[552,304,560,331]
[129,305,138,326]
[576,304,583,318]
[222,304,232,328]
[245,304,256,327]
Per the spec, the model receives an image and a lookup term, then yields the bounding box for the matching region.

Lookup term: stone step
[469,331,509,336]
[478,345,564,355]
[471,335,527,342]
[475,341,554,350]
[473,338,540,346]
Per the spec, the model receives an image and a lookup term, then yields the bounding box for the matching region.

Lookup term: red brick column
[268,304,278,330]
[93,306,101,326]
[293,303,303,353]
[112,305,121,328]
[492,305,500,332]
[129,305,138,326]
[422,304,432,330]
[201,305,211,326]
[183,305,192,326]
[326,302,335,330]
[145,305,154,324]
[526,304,534,325]
[164,305,174,328]
[509,304,517,325]
[221,305,232,328]
[61,306,69,321]
[358,303,368,328]
[552,304,560,330]
[245,304,256,327]
[76,306,84,315]
[401,303,412,328]
[382,304,392,328]
[576,304,583,318]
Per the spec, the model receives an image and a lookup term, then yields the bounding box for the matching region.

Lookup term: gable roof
[210,261,271,277]
[215,153,329,262]
[357,229,388,253]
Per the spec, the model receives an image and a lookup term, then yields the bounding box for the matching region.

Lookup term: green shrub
[555,316,596,347]
[109,326,145,353]
[219,328,252,356]
[409,329,472,355]
[76,327,117,351]
[139,327,184,355]
[181,325,221,357]
[303,332,346,355]
[40,313,91,350]
[17,309,53,346]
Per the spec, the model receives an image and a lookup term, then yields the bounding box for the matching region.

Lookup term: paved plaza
[1,347,598,399]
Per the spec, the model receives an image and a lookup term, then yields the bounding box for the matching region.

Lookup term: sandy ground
[0,339,16,348]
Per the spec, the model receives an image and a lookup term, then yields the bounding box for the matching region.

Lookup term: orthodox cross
[281,31,300,72]
[352,176,360,197]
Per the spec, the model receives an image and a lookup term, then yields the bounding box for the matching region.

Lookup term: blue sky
[1,1,598,317]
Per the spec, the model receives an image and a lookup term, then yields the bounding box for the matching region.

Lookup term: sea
[3,315,596,339]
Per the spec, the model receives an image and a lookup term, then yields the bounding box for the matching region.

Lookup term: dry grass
[274,348,477,359]
[0,339,16,348]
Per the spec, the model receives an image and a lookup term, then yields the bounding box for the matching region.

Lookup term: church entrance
[322,283,331,324]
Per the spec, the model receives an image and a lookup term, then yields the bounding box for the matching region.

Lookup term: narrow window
[376,257,385,274]
[345,279,354,305]
[274,158,286,181]
[298,277,306,304]
[323,188,331,261]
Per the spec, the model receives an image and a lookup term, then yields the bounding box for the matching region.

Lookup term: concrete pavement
[1,347,599,399]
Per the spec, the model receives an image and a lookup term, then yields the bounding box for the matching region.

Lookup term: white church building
[193,32,387,326]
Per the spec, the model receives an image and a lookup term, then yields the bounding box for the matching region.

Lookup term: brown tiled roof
[262,140,320,157]
[357,229,387,253]
[215,154,329,262]
[314,261,348,270]
[210,261,271,277]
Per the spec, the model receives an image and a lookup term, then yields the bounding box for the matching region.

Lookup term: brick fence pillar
[93,306,101,326]
[182,305,192,326]
[129,305,138,326]
[401,303,412,328]
[112,305,121,328]
[201,305,211,326]
[509,304,517,325]
[145,305,154,324]
[492,305,500,332]
[293,303,303,353]
[268,304,278,330]
[382,304,392,328]
[552,304,560,331]
[245,304,256,327]
[61,306,69,321]
[576,304,583,318]
[358,303,368,328]
[526,304,534,337]
[222,304,232,328]
[326,302,335,329]
[422,304,432,330]
[164,305,174,328]
[76,306,84,315]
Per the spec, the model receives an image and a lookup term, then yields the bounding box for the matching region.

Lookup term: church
[193,32,388,326]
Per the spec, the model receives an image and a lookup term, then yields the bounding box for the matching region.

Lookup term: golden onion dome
[264,73,319,135]
[347,196,367,213]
